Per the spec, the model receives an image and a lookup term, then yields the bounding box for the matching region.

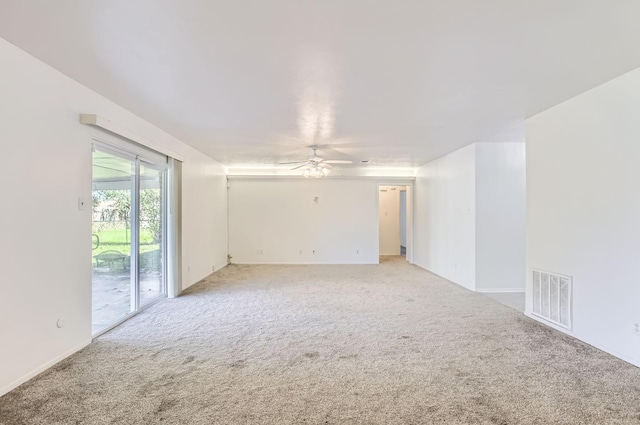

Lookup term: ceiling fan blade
[291,163,309,170]
[324,160,353,164]
[278,161,307,165]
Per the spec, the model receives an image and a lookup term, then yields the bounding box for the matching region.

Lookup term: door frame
[138,159,169,308]
[91,139,169,337]
[376,180,415,264]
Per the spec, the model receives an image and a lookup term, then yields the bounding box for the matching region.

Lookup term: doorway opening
[378,184,412,263]
[91,144,168,335]
[400,189,407,256]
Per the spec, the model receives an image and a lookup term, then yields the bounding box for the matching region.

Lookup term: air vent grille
[532,269,572,330]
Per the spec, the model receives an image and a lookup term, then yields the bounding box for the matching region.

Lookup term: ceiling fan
[279,145,353,178]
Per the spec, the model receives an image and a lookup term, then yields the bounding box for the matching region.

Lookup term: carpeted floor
[2,257,640,424]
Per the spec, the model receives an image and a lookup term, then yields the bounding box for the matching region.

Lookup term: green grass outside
[92,227,159,258]
[95,228,155,246]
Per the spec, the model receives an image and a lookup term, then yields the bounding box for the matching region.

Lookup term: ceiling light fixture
[279,146,351,178]
[303,163,331,178]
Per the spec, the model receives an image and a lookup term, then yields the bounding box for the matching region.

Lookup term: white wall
[405,186,414,264]
[0,38,228,395]
[414,145,477,290]
[475,143,526,292]
[379,186,401,255]
[400,190,407,248]
[526,68,640,367]
[181,156,228,288]
[413,143,526,293]
[228,178,379,264]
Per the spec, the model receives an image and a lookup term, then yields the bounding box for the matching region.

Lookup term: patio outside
[92,149,166,335]
[92,220,164,334]
[92,267,163,334]
[91,193,165,335]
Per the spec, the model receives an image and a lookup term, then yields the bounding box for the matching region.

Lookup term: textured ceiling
[1,1,639,168]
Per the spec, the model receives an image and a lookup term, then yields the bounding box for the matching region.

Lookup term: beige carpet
[2,257,640,424]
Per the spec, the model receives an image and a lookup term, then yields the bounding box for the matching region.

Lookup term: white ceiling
[1,1,640,168]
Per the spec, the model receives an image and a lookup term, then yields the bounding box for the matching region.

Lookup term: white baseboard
[411,262,476,292]
[477,288,526,294]
[524,312,640,368]
[0,339,92,397]
[214,264,227,272]
[183,263,229,290]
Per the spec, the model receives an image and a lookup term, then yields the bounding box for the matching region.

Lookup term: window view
[139,163,165,307]
[92,147,166,335]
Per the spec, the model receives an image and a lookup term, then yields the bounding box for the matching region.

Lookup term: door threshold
[92,295,166,339]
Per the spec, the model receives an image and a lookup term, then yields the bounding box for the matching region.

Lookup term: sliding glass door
[139,162,165,307]
[91,150,134,334]
[92,146,167,335]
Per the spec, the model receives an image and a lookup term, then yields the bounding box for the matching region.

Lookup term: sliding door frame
[91,139,169,337]
[139,159,169,306]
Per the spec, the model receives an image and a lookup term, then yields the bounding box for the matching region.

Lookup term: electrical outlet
[634,323,640,336]
[212,265,216,272]
[356,249,359,254]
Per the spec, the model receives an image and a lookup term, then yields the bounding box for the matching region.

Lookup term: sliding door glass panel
[92,149,134,334]
[139,163,165,306]
[92,144,168,336]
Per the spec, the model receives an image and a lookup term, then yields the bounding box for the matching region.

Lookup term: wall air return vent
[532,269,572,330]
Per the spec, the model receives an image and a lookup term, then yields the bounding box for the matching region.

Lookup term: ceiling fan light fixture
[283,146,347,178]
[302,163,330,179]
